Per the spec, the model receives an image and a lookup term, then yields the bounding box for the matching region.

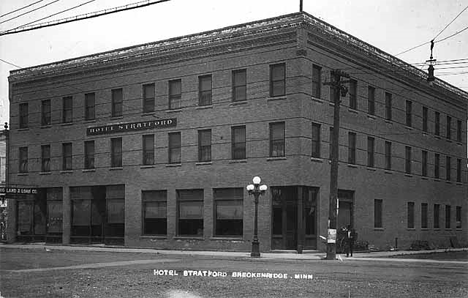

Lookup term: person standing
[345,225,357,257]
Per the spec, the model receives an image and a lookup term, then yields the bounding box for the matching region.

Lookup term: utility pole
[300,0,303,12]
[323,70,349,260]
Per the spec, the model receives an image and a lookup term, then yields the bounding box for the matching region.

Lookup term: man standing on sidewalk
[345,225,357,257]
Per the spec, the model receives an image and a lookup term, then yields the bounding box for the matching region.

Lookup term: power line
[8,0,96,31]
[0,0,60,25]
[433,5,468,40]
[0,0,171,36]
[436,25,468,43]
[0,0,44,19]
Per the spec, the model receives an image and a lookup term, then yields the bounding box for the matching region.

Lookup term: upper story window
[199,75,212,106]
[41,145,51,172]
[143,84,155,113]
[349,79,357,110]
[111,88,123,117]
[385,93,392,121]
[168,132,181,164]
[232,69,247,102]
[348,132,356,164]
[405,146,412,174]
[85,93,95,121]
[367,86,375,115]
[367,137,375,167]
[84,140,95,170]
[446,156,451,181]
[435,111,440,136]
[422,150,428,177]
[385,141,392,170]
[405,100,412,127]
[422,107,428,132]
[231,126,246,160]
[62,96,73,123]
[270,122,285,157]
[434,153,440,179]
[19,103,28,128]
[41,100,51,126]
[142,134,155,165]
[270,63,286,97]
[62,143,72,170]
[312,65,322,99]
[19,147,28,173]
[169,79,182,110]
[198,129,212,162]
[111,137,123,167]
[457,120,462,142]
[311,123,321,158]
[446,116,451,140]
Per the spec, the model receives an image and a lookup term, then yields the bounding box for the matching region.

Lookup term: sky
[0,0,467,126]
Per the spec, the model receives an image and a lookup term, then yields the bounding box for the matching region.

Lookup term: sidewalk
[1,242,467,262]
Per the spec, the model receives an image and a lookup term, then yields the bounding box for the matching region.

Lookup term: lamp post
[246,176,267,257]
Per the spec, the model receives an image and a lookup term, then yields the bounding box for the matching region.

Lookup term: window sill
[455,228,462,231]
[347,164,358,168]
[328,101,335,107]
[366,167,376,171]
[84,119,96,123]
[60,122,73,126]
[422,132,428,136]
[384,120,393,124]
[373,228,384,231]
[456,142,463,146]
[230,101,247,106]
[173,237,204,240]
[311,97,323,104]
[41,125,52,129]
[267,157,287,161]
[140,235,167,239]
[267,96,287,102]
[196,105,213,110]
[435,135,441,139]
[141,111,156,116]
[433,228,441,231]
[17,173,28,176]
[404,174,413,177]
[166,108,182,113]
[39,172,52,175]
[421,176,429,180]
[82,169,96,173]
[384,170,393,174]
[311,157,323,163]
[60,170,73,174]
[456,182,463,185]
[140,165,155,169]
[445,180,452,184]
[446,139,452,143]
[196,161,212,166]
[405,126,413,130]
[367,114,376,120]
[348,108,358,114]
[406,228,416,231]
[434,178,441,182]
[229,159,247,164]
[210,237,243,241]
[166,163,181,167]
[109,167,123,171]
[110,116,124,120]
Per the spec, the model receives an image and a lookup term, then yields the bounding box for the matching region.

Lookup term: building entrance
[271,186,318,251]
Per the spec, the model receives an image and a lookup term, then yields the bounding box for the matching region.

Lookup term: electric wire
[0,0,44,19]
[433,5,468,40]
[0,0,61,25]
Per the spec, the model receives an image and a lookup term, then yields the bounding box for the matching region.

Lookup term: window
[19,103,28,128]
[169,79,182,109]
[143,84,155,113]
[232,69,246,102]
[84,141,95,169]
[435,111,440,136]
[407,202,414,228]
[434,204,440,229]
[231,126,246,160]
[84,93,95,121]
[367,86,375,115]
[348,132,356,164]
[41,100,51,126]
[19,147,28,173]
[270,63,286,97]
[198,129,211,162]
[214,188,243,237]
[445,205,451,229]
[367,137,375,167]
[421,203,428,229]
[457,158,462,183]
[311,123,321,158]
[457,120,462,142]
[111,88,123,117]
[62,96,73,123]
[312,65,322,99]
[405,146,411,174]
[349,79,357,109]
[385,92,392,120]
[270,122,285,157]
[374,199,382,228]
[62,143,72,170]
[405,101,412,127]
[446,116,451,140]
[177,189,204,236]
[142,135,154,165]
[111,138,122,167]
[422,107,428,132]
[41,145,50,172]
[385,141,392,170]
[446,156,451,181]
[330,71,340,103]
[142,191,167,235]
[456,206,462,228]
[422,150,428,177]
[434,153,440,179]
[168,132,181,164]
[199,75,212,106]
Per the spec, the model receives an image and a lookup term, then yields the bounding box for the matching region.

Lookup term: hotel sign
[0,187,38,195]
[87,118,177,136]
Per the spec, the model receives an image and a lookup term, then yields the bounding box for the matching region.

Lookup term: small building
[6,12,467,251]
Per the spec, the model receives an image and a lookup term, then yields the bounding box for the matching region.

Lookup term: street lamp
[246,176,267,257]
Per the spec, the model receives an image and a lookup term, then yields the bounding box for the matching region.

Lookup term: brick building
[6,12,467,251]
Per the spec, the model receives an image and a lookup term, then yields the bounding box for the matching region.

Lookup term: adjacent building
[6,12,467,251]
